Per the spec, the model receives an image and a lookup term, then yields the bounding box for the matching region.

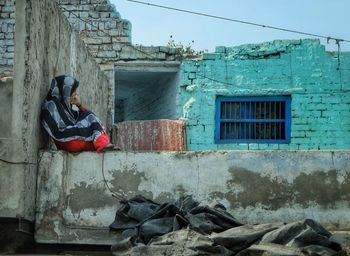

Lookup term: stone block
[1,13,9,18]
[100,36,112,44]
[98,22,104,30]
[101,44,112,50]
[112,44,122,51]
[108,29,120,36]
[1,24,7,32]
[80,5,91,11]
[5,33,13,39]
[105,21,117,29]
[83,37,103,44]
[94,4,112,12]
[96,50,116,58]
[4,52,13,58]
[100,12,110,18]
[5,39,13,45]
[2,5,14,12]
[79,12,89,18]
[89,11,99,19]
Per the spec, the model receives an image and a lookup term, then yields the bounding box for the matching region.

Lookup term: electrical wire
[0,158,36,165]
[101,153,125,201]
[58,3,349,91]
[58,4,257,89]
[125,0,350,44]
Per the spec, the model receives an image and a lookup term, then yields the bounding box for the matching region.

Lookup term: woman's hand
[70,91,87,111]
[70,91,81,107]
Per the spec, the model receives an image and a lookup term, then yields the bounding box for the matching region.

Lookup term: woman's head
[70,88,78,104]
[48,75,79,110]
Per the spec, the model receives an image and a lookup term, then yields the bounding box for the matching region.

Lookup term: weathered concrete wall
[179,40,350,150]
[0,77,12,137]
[0,0,110,220]
[0,0,15,77]
[36,150,350,244]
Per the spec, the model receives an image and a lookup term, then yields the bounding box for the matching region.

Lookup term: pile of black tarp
[109,195,345,256]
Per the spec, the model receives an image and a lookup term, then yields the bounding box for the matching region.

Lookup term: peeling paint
[36,207,63,240]
[109,167,153,199]
[182,97,195,119]
[293,170,350,208]
[210,168,350,211]
[68,182,116,214]
[36,151,350,244]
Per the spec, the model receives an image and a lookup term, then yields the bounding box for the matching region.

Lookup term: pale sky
[110,0,350,53]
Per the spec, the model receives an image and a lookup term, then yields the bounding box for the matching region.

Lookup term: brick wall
[0,0,15,77]
[58,0,130,64]
[57,0,179,64]
[179,39,350,150]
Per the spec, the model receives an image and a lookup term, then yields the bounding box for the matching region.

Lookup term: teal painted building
[177,39,350,150]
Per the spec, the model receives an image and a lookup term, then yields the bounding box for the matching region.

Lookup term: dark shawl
[41,75,104,142]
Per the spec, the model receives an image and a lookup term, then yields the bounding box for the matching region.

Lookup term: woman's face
[70,90,78,103]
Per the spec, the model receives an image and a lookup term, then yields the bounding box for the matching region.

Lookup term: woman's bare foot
[102,144,121,152]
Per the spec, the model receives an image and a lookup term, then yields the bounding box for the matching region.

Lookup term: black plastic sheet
[110,195,344,256]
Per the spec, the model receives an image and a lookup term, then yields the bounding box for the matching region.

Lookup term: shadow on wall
[0,77,13,138]
[114,70,180,122]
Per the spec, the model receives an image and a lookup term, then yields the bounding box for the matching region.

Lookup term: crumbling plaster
[36,150,350,244]
[0,0,111,220]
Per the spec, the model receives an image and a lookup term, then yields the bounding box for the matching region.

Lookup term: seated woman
[41,75,112,153]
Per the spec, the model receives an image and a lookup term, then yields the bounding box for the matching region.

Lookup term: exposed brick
[180,40,350,151]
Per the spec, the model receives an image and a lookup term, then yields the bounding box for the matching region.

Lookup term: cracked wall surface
[36,150,350,244]
[179,40,350,150]
[0,0,111,220]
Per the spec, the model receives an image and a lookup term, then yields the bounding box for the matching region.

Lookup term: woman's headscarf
[41,75,104,142]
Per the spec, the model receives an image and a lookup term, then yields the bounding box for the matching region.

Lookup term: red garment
[54,131,110,153]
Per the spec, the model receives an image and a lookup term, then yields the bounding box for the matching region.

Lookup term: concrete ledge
[35,150,350,244]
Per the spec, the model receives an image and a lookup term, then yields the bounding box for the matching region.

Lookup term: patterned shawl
[41,75,104,142]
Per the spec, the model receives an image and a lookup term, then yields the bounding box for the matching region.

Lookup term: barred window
[215,96,291,143]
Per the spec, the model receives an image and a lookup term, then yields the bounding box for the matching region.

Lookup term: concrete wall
[0,77,12,137]
[0,0,15,77]
[179,40,350,150]
[0,0,110,220]
[36,150,350,244]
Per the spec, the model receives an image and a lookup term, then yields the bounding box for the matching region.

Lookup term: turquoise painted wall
[177,39,350,150]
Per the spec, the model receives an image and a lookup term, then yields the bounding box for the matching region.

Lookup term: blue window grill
[215,96,291,144]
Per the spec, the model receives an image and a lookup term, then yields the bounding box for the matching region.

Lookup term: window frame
[215,96,291,144]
